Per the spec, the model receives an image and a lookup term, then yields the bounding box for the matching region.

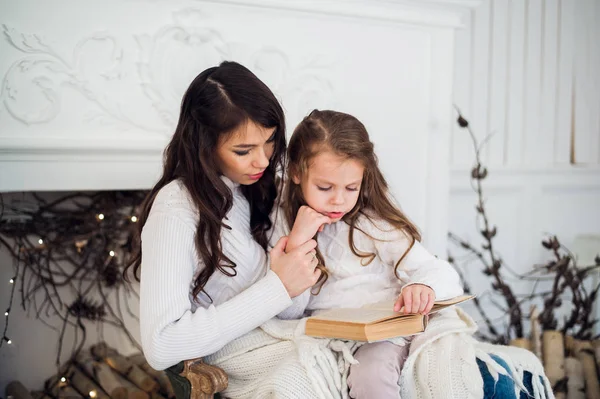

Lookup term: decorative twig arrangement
[449,109,600,396]
[448,108,600,343]
[535,235,600,340]
[0,190,147,367]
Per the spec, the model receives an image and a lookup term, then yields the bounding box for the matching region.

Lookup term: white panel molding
[451,166,600,198]
[0,0,481,253]
[449,166,600,283]
[451,165,600,178]
[505,0,526,166]
[135,11,230,129]
[0,7,340,192]
[195,0,480,28]
[1,10,337,137]
[423,29,455,256]
[134,9,337,130]
[555,0,575,164]
[522,0,543,165]
[1,29,138,128]
[452,0,600,167]
[487,0,508,166]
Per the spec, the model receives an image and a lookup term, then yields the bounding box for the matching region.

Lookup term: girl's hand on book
[287,206,332,251]
[394,284,435,315]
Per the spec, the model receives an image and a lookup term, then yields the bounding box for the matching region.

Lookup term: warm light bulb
[9,279,14,284]
[4,311,8,316]
[109,251,115,257]
[60,377,66,383]
[7,339,12,344]
[38,238,44,245]
[131,216,138,222]
[98,214,105,220]
[89,390,97,398]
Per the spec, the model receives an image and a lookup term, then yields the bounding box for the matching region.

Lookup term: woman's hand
[394,284,435,314]
[270,236,321,298]
[287,206,332,252]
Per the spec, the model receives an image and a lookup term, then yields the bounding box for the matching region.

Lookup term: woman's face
[215,120,277,185]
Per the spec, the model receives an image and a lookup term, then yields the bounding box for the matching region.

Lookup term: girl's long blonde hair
[284,110,421,292]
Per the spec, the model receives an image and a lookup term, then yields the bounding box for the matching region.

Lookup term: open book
[305,294,474,342]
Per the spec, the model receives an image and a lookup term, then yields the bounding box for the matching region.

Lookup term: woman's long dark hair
[125,61,286,299]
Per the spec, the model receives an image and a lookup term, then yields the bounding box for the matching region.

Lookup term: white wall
[0,0,478,393]
[449,0,600,336]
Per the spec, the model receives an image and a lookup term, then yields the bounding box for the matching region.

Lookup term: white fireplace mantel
[0,0,480,255]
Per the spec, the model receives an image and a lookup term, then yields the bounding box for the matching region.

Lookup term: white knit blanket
[205,309,553,399]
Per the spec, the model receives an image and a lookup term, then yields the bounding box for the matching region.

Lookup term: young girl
[275,109,464,399]
[125,62,321,371]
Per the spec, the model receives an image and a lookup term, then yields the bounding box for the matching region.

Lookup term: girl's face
[216,120,276,185]
[293,150,364,222]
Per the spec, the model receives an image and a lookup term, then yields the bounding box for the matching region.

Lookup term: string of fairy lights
[0,188,145,364]
[2,211,139,349]
[1,251,19,346]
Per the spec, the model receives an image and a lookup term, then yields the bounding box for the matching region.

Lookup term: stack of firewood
[510,308,600,399]
[6,343,175,399]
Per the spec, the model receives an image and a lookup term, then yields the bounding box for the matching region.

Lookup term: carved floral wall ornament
[2,9,335,136]
[250,47,335,122]
[0,25,160,132]
[135,9,231,129]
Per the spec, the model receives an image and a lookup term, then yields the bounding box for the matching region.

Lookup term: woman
[125,61,321,370]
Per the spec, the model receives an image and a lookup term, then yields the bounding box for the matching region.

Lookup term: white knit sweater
[139,177,292,370]
[206,308,553,399]
[270,211,464,318]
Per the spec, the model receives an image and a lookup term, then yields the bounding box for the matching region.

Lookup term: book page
[363,294,475,313]
[310,295,475,324]
[362,300,396,311]
[310,307,399,324]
